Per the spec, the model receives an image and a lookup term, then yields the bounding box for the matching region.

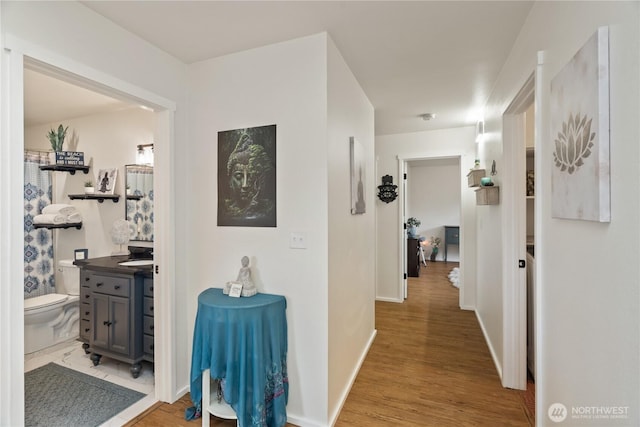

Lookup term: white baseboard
[474,310,503,379]
[286,414,325,427]
[375,296,403,303]
[328,329,377,427]
[460,304,475,311]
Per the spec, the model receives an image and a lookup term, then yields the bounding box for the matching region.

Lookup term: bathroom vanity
[75,254,153,378]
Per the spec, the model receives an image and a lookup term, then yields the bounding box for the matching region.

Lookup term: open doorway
[3,45,176,423]
[402,156,462,301]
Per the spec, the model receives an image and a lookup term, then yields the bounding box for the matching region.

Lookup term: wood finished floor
[127,261,530,427]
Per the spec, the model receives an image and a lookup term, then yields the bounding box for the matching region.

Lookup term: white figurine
[224,256,257,297]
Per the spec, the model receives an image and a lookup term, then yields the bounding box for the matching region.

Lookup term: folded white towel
[42,204,77,216]
[66,212,83,224]
[33,213,66,225]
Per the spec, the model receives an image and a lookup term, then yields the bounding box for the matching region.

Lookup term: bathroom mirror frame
[125,164,154,242]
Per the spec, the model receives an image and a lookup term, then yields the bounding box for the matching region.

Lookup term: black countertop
[74,255,153,277]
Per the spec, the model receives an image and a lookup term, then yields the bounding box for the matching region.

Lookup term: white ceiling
[26,1,534,136]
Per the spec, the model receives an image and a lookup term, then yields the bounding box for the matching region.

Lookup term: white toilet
[24,259,80,354]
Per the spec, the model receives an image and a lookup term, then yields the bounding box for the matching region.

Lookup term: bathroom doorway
[2,46,177,423]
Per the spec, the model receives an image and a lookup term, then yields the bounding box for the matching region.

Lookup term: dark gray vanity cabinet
[77,259,151,379]
[142,278,154,362]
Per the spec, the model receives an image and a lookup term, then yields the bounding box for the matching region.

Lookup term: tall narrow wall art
[551,26,610,222]
[217,124,277,227]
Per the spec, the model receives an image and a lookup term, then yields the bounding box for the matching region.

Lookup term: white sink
[118,260,154,266]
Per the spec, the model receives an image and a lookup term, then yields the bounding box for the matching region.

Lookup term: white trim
[397,158,407,300]
[397,153,467,310]
[2,37,178,418]
[375,296,404,303]
[0,45,26,427]
[475,309,503,379]
[6,34,175,112]
[328,330,377,426]
[501,72,535,391]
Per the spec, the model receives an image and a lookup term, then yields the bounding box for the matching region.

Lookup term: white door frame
[501,72,535,390]
[397,154,465,308]
[1,36,177,423]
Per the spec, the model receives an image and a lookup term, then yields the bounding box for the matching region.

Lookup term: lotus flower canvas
[550,26,610,222]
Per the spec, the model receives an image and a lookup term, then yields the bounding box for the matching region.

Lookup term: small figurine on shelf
[224,256,257,297]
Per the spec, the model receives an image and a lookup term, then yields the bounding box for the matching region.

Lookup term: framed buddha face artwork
[217,124,277,227]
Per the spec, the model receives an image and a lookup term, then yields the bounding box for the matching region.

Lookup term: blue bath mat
[25,362,145,426]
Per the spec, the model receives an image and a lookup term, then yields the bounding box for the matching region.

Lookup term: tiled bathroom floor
[25,338,157,426]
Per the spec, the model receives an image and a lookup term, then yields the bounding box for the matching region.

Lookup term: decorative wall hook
[377,175,398,203]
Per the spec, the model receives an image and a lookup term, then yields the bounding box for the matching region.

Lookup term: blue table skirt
[189,288,288,427]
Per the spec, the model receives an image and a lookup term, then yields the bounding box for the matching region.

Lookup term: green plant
[47,124,69,152]
[84,180,93,188]
[407,217,421,227]
[430,236,442,248]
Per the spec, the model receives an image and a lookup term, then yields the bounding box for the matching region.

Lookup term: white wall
[25,107,153,265]
[407,159,460,262]
[376,127,477,308]
[326,37,376,423]
[2,1,188,422]
[482,1,640,424]
[189,33,371,426]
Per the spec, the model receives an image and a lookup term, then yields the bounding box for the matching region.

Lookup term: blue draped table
[189,288,288,427]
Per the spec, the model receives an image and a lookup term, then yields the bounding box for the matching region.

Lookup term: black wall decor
[377,175,398,203]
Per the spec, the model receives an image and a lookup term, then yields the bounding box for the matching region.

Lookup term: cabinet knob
[150,325,154,330]
[115,285,121,290]
[85,277,90,281]
[96,282,103,287]
[85,311,90,315]
[150,306,154,311]
[150,286,154,292]
[85,295,90,299]
[103,321,112,326]
[84,328,90,332]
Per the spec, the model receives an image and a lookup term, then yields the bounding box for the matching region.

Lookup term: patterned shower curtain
[126,165,154,241]
[24,150,55,299]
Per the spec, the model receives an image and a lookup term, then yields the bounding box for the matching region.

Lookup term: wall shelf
[40,165,90,175]
[68,194,120,203]
[33,222,82,230]
[475,186,500,205]
[467,169,486,187]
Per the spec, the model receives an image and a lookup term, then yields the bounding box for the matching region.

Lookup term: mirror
[125,164,153,242]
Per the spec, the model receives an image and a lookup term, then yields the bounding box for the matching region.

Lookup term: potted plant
[407,217,421,238]
[47,124,69,164]
[429,236,442,261]
[84,180,94,194]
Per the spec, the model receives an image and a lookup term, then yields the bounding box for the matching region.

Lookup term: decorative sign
[228,283,243,298]
[51,151,84,166]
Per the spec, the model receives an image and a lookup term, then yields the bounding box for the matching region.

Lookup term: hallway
[335,262,531,426]
[128,262,531,426]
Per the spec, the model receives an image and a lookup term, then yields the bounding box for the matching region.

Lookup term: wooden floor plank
[128,262,531,426]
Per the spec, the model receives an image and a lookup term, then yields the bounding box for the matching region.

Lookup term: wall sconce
[475,120,484,143]
[377,175,398,203]
[136,143,154,165]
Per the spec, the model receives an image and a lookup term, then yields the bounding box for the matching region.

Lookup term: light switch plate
[290,232,307,249]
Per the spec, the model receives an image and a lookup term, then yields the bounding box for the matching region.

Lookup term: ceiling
[26,1,534,136]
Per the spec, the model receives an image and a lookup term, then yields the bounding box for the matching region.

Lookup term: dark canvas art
[218,125,276,227]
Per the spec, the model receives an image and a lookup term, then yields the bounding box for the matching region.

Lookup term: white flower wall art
[551,26,610,222]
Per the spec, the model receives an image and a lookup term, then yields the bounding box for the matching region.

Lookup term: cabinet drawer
[80,319,91,341]
[143,297,154,316]
[143,334,154,355]
[144,279,154,297]
[90,275,131,297]
[143,315,154,336]
[80,302,91,320]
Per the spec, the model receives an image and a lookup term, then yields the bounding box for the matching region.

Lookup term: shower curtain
[24,150,54,298]
[126,165,154,241]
